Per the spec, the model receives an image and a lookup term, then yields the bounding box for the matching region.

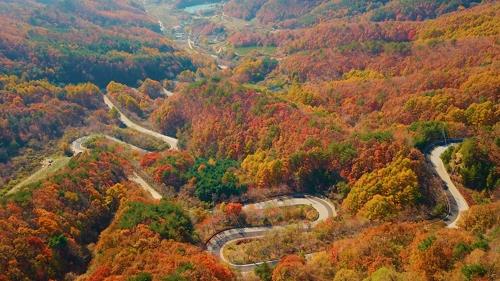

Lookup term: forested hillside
[0,139,234,280]
[0,0,201,189]
[0,0,194,87]
[224,0,484,26]
[0,1,228,277]
[150,1,499,278]
[152,2,498,210]
[0,0,498,280]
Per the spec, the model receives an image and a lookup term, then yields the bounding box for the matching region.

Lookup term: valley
[0,1,498,281]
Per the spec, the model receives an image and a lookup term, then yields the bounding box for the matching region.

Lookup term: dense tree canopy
[342,152,424,220]
[119,200,196,242]
[0,0,498,280]
[442,138,499,191]
[0,0,195,87]
[0,150,126,280]
[187,158,246,202]
[0,76,101,164]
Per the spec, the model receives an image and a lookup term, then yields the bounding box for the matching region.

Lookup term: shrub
[48,234,68,249]
[418,235,436,251]
[128,272,152,281]
[458,202,500,234]
[461,264,487,281]
[255,263,273,281]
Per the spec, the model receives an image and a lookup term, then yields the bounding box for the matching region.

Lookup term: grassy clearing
[242,83,269,93]
[5,156,70,196]
[222,226,324,265]
[223,209,370,265]
[245,204,319,227]
[111,128,169,152]
[234,46,277,56]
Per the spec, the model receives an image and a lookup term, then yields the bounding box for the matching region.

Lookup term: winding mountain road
[68,93,182,199]
[70,135,162,200]
[206,195,336,272]
[129,172,163,200]
[163,88,175,97]
[428,143,469,228]
[103,95,179,150]
[206,143,470,272]
[187,37,195,50]
[9,92,178,198]
[10,90,470,272]
[71,135,148,155]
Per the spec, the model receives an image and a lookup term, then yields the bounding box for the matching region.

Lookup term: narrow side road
[6,156,70,195]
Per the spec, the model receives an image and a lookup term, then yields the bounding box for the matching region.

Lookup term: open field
[5,156,70,196]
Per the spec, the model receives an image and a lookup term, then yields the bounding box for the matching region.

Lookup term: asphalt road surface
[103,95,179,150]
[205,195,337,272]
[429,143,470,228]
[70,135,162,200]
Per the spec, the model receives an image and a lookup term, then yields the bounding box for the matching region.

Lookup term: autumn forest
[0,0,498,281]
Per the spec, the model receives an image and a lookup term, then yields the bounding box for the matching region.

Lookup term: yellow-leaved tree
[342,155,421,220]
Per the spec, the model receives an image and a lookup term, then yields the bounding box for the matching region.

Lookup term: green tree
[128,272,152,281]
[333,269,361,281]
[119,201,196,242]
[409,121,448,150]
[254,263,273,281]
[458,139,497,190]
[364,267,404,281]
[48,234,68,250]
[461,264,487,281]
[188,158,246,202]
